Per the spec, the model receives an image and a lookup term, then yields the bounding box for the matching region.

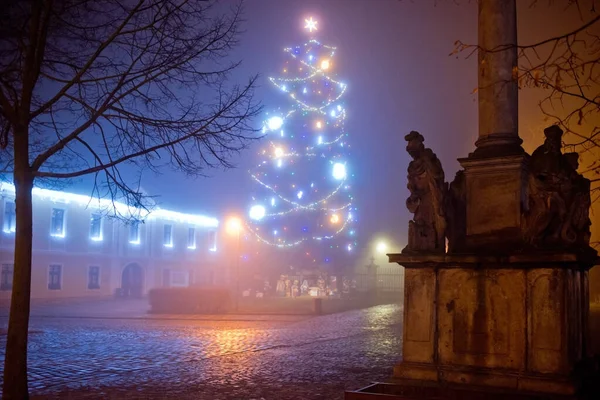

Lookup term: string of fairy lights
[246,17,357,257]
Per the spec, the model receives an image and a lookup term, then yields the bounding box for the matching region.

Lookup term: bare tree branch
[0,0,261,208]
[450,0,600,191]
[1,2,260,394]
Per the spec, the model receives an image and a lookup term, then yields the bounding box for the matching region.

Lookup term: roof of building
[0,182,218,228]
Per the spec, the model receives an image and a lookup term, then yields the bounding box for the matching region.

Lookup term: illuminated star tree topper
[304,17,318,33]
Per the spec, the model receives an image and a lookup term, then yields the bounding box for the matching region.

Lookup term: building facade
[0,182,223,300]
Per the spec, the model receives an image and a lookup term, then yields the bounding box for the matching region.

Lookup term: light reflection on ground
[0,304,403,399]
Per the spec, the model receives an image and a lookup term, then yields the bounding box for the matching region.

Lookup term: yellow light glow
[226,217,242,235]
[274,147,284,158]
[330,214,340,224]
[376,241,387,253]
[320,59,330,70]
[316,121,323,129]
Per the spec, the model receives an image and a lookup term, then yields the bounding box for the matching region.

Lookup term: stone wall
[393,253,592,395]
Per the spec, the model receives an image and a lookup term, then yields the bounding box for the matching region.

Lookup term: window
[89,213,102,241]
[129,221,140,244]
[50,208,65,238]
[1,264,13,291]
[187,228,196,249]
[170,271,189,287]
[88,266,100,289]
[163,224,173,247]
[3,201,15,233]
[48,265,62,290]
[208,230,217,251]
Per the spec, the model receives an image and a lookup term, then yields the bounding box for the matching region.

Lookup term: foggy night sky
[72,0,587,254]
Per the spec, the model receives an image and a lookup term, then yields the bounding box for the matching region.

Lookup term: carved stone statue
[562,152,592,245]
[403,131,447,253]
[524,125,591,249]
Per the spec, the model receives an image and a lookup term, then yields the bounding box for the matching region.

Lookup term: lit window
[129,221,140,244]
[187,227,196,249]
[50,208,65,238]
[1,264,13,291]
[48,265,62,290]
[88,266,100,290]
[3,201,15,233]
[163,224,173,247]
[208,230,217,252]
[89,213,102,241]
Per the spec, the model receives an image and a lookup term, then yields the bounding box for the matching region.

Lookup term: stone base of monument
[368,123,599,399]
[344,380,575,399]
[367,251,597,399]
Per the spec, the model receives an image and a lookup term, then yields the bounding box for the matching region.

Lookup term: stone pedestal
[388,252,595,396]
[458,155,529,251]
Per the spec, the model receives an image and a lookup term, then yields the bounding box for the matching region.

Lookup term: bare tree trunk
[3,128,33,400]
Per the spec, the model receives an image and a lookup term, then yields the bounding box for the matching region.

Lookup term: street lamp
[370,241,388,295]
[226,217,243,311]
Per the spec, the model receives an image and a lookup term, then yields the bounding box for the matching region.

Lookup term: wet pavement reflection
[0,304,403,399]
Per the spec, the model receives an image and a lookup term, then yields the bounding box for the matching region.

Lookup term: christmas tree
[246,18,357,270]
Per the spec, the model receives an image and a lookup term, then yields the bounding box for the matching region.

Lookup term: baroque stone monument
[382,0,596,398]
[403,131,447,254]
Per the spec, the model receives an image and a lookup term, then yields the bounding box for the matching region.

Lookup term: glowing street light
[368,240,388,295]
[376,241,388,254]
[226,217,242,236]
[226,216,243,311]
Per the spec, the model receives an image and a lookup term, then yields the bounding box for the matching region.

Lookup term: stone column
[473,0,523,158]
[457,0,528,249]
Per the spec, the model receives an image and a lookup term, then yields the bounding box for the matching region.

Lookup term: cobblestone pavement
[0,304,403,399]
